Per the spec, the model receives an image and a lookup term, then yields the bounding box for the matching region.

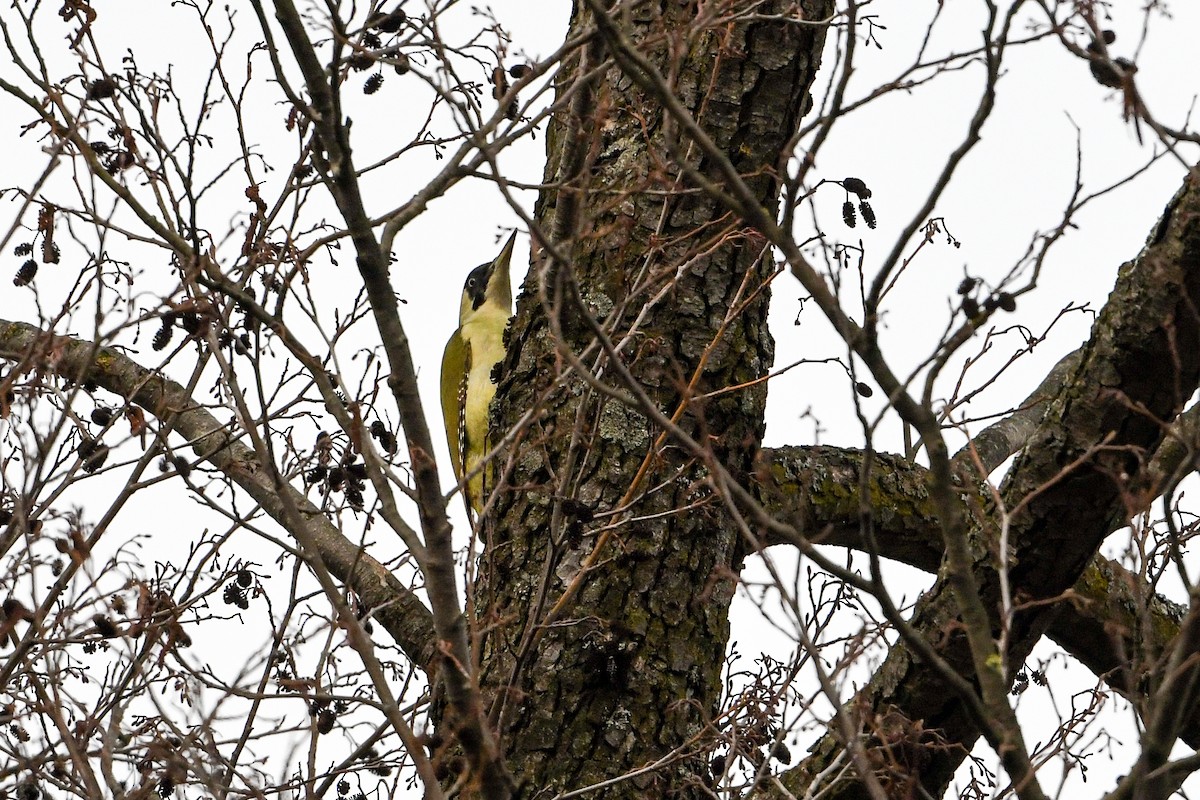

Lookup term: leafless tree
[2,1,1199,799]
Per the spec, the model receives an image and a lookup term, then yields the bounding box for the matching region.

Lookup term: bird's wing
[440,331,472,485]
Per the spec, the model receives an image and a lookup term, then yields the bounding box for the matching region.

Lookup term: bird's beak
[493,232,516,274]
[486,231,517,305]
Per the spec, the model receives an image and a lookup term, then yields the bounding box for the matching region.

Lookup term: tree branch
[0,318,438,669]
[755,445,1200,746]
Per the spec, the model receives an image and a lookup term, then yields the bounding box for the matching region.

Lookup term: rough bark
[481,2,834,796]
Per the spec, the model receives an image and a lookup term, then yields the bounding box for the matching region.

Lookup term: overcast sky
[3,1,1200,796]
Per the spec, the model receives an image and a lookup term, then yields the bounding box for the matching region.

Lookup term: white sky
[3,0,1200,797]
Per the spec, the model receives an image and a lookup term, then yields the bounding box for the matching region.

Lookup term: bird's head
[459,232,517,325]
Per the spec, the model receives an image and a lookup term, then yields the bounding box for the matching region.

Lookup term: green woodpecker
[440,232,516,514]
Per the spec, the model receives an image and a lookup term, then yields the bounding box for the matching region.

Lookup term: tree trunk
[480,2,833,795]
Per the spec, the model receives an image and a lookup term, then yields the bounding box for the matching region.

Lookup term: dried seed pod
[78,438,109,473]
[104,150,136,172]
[93,614,119,638]
[317,708,337,734]
[222,583,247,608]
[1091,56,1136,89]
[14,259,37,286]
[348,52,374,72]
[997,292,1017,312]
[327,467,346,492]
[962,296,980,318]
[956,277,977,295]
[842,176,872,198]
[90,406,114,426]
[2,597,31,621]
[371,7,406,32]
[491,67,509,100]
[392,52,411,75]
[855,381,874,398]
[370,420,397,454]
[508,64,532,79]
[180,311,202,336]
[152,319,174,351]
[364,73,384,94]
[1085,29,1117,54]
[87,77,117,100]
[859,200,876,229]
[305,465,328,485]
[842,201,856,228]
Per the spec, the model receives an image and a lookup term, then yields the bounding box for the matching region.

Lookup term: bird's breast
[460,309,509,448]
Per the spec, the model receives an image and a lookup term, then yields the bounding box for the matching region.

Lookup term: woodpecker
[440,232,516,514]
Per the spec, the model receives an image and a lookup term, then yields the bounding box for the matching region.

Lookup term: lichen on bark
[479,2,835,795]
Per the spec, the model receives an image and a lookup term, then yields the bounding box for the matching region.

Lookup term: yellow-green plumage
[440,232,516,514]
